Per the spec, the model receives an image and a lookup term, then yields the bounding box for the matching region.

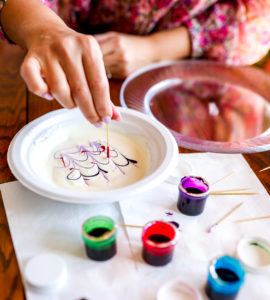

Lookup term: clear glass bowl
[120,60,270,153]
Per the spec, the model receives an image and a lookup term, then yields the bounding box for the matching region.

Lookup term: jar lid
[237,236,270,274]
[24,253,67,292]
[157,279,202,300]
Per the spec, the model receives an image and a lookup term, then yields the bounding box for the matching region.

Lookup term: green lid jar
[82,216,117,261]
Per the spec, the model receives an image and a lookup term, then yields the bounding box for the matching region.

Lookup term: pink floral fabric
[2,1,270,65]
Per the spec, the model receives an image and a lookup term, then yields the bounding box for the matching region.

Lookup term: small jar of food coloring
[205,255,245,300]
[177,176,209,216]
[237,236,270,274]
[142,220,178,266]
[82,216,117,261]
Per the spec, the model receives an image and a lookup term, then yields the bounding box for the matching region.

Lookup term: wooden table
[0,42,270,300]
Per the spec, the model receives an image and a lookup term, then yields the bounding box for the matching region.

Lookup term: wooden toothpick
[119,224,143,229]
[106,123,110,158]
[259,166,270,173]
[210,173,257,195]
[211,171,235,186]
[210,189,258,196]
[207,202,244,233]
[234,215,270,224]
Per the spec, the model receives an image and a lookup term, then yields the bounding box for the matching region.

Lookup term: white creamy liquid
[46,128,150,191]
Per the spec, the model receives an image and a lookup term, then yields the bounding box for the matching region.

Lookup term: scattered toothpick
[234,215,270,224]
[210,172,257,195]
[259,166,270,173]
[106,123,110,158]
[119,224,143,229]
[207,202,244,233]
[210,189,258,196]
[211,171,235,186]
[211,188,253,192]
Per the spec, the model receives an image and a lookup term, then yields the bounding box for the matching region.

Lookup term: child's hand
[20,27,121,124]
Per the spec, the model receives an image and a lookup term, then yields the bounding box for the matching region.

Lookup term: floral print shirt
[2,0,270,65]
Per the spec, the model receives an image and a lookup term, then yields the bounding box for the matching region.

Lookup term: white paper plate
[8,107,178,204]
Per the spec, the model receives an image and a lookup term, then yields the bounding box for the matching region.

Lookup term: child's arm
[1,0,118,124]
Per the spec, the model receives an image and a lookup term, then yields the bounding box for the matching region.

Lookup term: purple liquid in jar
[177,176,209,216]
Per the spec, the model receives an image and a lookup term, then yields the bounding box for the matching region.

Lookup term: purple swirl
[54,140,138,185]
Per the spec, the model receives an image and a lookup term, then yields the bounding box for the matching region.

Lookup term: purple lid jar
[177,176,209,216]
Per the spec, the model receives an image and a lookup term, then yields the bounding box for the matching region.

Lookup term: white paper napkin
[1,153,270,300]
[1,182,139,300]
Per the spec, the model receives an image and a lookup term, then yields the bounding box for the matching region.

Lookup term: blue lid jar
[205,255,245,300]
